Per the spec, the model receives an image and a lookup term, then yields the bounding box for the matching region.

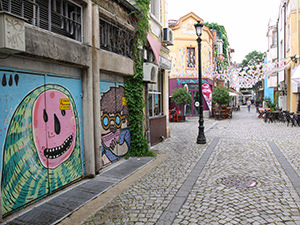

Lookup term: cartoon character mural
[1,84,83,215]
[100,83,131,165]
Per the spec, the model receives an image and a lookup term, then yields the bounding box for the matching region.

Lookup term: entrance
[186,90,200,116]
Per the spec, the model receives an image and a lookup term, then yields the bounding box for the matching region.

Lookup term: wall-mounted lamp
[291,55,300,63]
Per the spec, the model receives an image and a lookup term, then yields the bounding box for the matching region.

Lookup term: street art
[1,84,83,215]
[100,83,131,166]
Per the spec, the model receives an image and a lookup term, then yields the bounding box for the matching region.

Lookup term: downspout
[277,18,279,91]
[284,2,287,97]
[297,0,299,58]
[297,0,300,112]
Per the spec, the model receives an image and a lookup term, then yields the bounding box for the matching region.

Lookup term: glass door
[185,90,200,116]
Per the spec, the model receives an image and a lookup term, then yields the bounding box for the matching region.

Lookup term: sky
[167,0,281,63]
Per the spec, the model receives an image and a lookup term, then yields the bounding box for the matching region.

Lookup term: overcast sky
[167,0,281,63]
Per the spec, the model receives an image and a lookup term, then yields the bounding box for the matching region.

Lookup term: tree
[239,50,265,92]
[212,86,231,106]
[171,88,192,116]
[241,50,265,67]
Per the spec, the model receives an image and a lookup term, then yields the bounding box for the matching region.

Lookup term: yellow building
[286,0,300,112]
[169,12,214,117]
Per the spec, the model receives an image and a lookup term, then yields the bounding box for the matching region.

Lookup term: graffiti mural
[1,83,83,215]
[100,82,131,166]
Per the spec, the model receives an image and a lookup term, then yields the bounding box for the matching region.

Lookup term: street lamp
[194,21,206,144]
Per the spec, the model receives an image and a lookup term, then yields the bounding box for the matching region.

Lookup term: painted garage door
[100,81,131,166]
[0,68,84,216]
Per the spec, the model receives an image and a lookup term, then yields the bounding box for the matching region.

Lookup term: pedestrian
[247,98,251,112]
[171,107,177,122]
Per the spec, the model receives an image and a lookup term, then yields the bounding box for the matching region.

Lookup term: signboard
[60,98,71,110]
[122,97,127,105]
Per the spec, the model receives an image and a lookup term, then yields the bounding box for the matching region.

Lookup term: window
[186,47,196,68]
[272,31,277,47]
[100,18,134,58]
[1,0,82,41]
[148,70,162,117]
[150,0,160,20]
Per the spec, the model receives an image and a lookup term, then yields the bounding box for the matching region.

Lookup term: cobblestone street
[83,106,300,225]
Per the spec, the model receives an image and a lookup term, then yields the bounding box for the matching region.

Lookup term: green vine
[205,22,229,71]
[125,0,155,157]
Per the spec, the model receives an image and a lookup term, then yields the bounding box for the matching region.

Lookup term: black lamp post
[194,21,206,144]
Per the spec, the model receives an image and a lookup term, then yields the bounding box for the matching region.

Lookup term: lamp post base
[197,135,206,144]
[197,121,206,144]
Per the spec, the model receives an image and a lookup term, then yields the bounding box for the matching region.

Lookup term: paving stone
[82,107,300,225]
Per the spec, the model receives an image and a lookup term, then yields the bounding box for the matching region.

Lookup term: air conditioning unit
[162,28,174,46]
[0,12,25,53]
[143,62,158,83]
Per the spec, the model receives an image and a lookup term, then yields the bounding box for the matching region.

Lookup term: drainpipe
[297,0,300,112]
[297,0,299,58]
[277,18,279,91]
[284,2,286,96]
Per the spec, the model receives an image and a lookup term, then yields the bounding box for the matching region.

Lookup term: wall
[169,12,214,80]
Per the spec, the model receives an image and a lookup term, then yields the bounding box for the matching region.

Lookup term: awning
[265,62,291,77]
[292,66,300,83]
[229,92,239,96]
[147,34,161,66]
[229,89,242,97]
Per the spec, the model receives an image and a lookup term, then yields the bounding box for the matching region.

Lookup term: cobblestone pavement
[83,106,300,225]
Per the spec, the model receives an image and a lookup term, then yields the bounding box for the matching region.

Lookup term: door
[0,69,84,215]
[185,90,200,116]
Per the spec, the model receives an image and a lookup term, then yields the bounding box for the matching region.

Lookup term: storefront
[169,78,213,117]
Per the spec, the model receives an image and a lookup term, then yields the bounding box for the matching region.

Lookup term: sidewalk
[3,157,157,225]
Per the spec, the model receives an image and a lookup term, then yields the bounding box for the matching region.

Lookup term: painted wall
[0,69,84,215]
[169,12,214,80]
[100,81,131,166]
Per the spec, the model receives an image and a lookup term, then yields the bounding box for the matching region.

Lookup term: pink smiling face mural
[33,90,76,169]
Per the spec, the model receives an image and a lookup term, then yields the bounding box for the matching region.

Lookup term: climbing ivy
[125,0,155,157]
[205,22,229,70]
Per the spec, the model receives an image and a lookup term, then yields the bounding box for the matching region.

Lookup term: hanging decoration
[170,54,291,90]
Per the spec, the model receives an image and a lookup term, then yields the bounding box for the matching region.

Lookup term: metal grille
[100,18,134,59]
[0,0,82,41]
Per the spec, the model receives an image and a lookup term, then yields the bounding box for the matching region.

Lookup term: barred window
[0,0,82,41]
[100,18,134,59]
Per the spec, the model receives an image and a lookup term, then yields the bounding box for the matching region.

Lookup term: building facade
[276,0,300,112]
[0,0,169,218]
[265,17,278,102]
[168,12,214,117]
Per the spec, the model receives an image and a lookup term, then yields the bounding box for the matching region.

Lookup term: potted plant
[264,97,277,111]
[171,88,192,121]
[212,86,231,108]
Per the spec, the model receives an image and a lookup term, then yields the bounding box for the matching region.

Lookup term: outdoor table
[270,111,281,122]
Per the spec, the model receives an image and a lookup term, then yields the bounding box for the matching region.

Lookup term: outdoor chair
[213,107,222,120]
[277,111,286,123]
[285,111,296,127]
[256,106,265,119]
[293,114,300,126]
[264,111,274,123]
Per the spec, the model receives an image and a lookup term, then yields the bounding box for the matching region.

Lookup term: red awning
[147,34,161,66]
